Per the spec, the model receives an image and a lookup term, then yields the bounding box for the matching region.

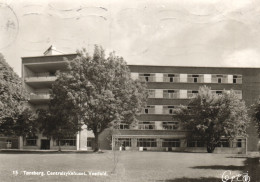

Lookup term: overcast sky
[1,0,260,76]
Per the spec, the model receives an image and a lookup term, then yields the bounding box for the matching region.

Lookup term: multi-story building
[20,46,260,153]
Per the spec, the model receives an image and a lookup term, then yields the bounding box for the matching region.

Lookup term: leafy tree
[174,86,249,153]
[251,99,260,139]
[45,46,147,151]
[0,53,36,138]
[36,109,78,151]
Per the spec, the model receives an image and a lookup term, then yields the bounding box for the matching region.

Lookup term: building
[20,46,260,153]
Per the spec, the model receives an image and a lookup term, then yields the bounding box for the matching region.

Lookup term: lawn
[0,151,259,182]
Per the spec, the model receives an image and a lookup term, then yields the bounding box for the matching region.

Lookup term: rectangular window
[233,75,242,84]
[237,139,242,148]
[139,73,155,82]
[218,78,222,83]
[162,122,179,130]
[217,139,229,147]
[137,138,157,147]
[163,74,180,82]
[163,106,176,115]
[25,137,37,146]
[143,106,155,114]
[87,140,93,147]
[54,138,76,146]
[162,139,180,147]
[117,123,129,129]
[163,90,179,99]
[187,141,196,147]
[116,138,131,147]
[138,122,155,130]
[188,90,198,98]
[187,140,205,147]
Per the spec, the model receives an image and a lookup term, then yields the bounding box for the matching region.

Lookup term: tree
[46,46,147,151]
[36,109,78,151]
[174,86,249,153]
[251,99,260,139]
[0,53,36,138]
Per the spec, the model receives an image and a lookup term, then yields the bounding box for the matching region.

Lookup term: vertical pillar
[180,139,186,148]
[76,132,80,150]
[79,125,88,150]
[157,138,162,148]
[18,136,23,149]
[131,138,137,148]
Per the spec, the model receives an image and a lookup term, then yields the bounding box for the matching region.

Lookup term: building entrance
[41,139,50,150]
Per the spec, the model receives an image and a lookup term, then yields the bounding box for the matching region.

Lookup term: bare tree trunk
[206,142,215,153]
[58,138,61,152]
[93,132,99,152]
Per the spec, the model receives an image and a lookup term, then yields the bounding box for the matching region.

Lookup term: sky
[1,0,260,76]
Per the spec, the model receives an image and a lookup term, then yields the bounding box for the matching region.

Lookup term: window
[218,78,222,83]
[54,138,76,146]
[187,140,205,147]
[217,139,229,147]
[197,141,205,147]
[162,122,179,130]
[162,139,180,147]
[163,90,179,99]
[233,75,242,84]
[236,139,242,148]
[143,106,155,114]
[188,90,198,98]
[116,138,131,147]
[163,106,176,114]
[139,73,155,82]
[187,141,196,147]
[25,137,37,146]
[137,138,157,147]
[212,74,225,83]
[216,91,222,94]
[138,122,155,130]
[115,123,129,129]
[163,74,180,82]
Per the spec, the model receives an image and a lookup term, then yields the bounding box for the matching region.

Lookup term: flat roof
[21,54,260,69]
[21,53,77,59]
[128,64,260,69]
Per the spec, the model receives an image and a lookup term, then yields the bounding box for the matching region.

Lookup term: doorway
[41,139,50,150]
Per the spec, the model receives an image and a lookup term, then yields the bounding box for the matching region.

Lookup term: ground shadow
[191,165,244,170]
[189,157,260,182]
[156,177,221,182]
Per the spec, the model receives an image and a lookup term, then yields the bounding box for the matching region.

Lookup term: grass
[0,151,258,182]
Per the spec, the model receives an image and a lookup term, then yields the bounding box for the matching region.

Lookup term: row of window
[133,73,242,84]
[117,121,179,130]
[115,138,243,148]
[24,138,76,146]
[148,89,242,99]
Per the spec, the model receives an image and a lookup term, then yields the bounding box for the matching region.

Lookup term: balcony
[24,75,57,89]
[25,76,56,82]
[163,92,179,99]
[29,92,51,104]
[139,76,156,82]
[163,77,180,83]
